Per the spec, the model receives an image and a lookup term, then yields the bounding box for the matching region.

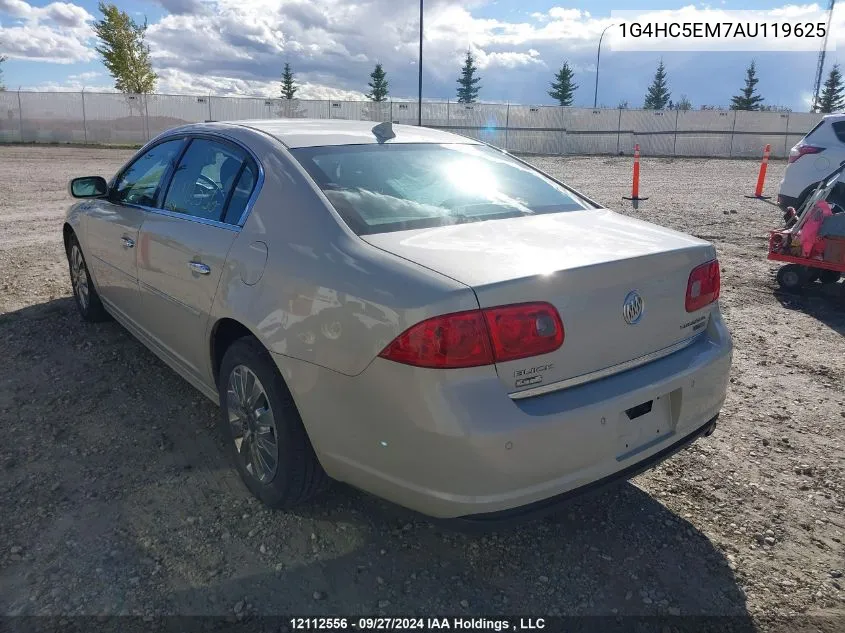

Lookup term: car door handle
[188,261,211,275]
[121,237,135,248]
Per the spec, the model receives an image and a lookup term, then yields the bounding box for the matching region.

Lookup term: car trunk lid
[363,209,718,395]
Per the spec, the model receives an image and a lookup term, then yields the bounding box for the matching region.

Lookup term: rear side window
[289,143,590,235]
[222,162,258,225]
[804,119,827,141]
[831,121,845,143]
[162,138,253,224]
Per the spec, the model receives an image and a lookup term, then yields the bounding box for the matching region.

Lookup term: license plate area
[616,393,675,461]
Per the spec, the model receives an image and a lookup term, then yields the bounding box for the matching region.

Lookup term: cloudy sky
[1,0,844,110]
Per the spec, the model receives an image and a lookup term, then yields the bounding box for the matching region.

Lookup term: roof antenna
[372,121,395,143]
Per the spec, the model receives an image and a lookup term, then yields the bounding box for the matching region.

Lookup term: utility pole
[418,0,423,126]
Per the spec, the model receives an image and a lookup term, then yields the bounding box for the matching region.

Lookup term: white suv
[778,113,845,212]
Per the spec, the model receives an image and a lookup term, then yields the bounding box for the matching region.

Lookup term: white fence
[0,91,824,158]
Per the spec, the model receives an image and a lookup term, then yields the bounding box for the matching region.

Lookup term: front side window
[162,138,248,222]
[113,139,185,207]
[289,143,591,235]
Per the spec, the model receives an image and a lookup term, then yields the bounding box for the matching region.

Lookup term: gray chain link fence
[0,91,824,158]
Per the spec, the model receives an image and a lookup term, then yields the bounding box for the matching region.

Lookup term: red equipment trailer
[769,162,845,291]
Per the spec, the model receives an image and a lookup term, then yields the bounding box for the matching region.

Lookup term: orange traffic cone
[745,144,772,200]
[623,144,649,201]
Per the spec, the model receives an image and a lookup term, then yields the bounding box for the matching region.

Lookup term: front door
[136,136,258,384]
[84,138,186,324]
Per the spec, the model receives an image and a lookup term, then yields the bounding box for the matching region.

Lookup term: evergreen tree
[643,59,671,109]
[548,62,577,106]
[366,63,389,102]
[456,50,481,104]
[0,55,6,91]
[93,2,157,94]
[280,62,298,100]
[730,61,764,111]
[817,64,845,113]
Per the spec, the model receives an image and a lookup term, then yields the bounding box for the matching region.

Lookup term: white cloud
[155,67,366,100]
[0,24,95,62]
[474,48,543,69]
[548,8,590,21]
[0,0,94,62]
[41,2,91,29]
[0,0,91,27]
[69,70,102,81]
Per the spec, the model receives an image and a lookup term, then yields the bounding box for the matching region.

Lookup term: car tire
[818,270,841,284]
[66,234,111,323]
[776,264,809,292]
[217,337,329,509]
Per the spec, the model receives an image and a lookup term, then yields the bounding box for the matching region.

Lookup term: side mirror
[69,176,109,199]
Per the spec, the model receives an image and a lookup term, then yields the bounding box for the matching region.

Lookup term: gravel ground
[0,146,843,630]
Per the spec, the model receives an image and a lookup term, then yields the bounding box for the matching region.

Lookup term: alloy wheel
[226,365,279,483]
[70,244,89,310]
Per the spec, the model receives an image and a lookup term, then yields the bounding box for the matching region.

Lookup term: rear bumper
[280,311,732,519]
[456,414,718,525]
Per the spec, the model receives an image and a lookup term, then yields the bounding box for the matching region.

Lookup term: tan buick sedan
[64,120,732,520]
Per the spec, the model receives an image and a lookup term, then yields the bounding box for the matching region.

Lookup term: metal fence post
[447,100,450,126]
[144,94,151,141]
[729,109,737,158]
[673,108,679,156]
[616,107,623,154]
[208,94,212,121]
[81,90,88,144]
[504,102,510,151]
[783,111,791,157]
[16,90,24,143]
[389,100,393,122]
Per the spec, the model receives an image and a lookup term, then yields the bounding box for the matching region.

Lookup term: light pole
[418,0,423,126]
[594,23,618,109]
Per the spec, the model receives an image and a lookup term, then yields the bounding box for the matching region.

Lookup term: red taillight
[483,302,564,362]
[788,144,824,163]
[378,310,493,368]
[686,260,721,312]
[378,302,564,369]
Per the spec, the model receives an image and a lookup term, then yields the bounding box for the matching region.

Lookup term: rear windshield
[289,143,592,235]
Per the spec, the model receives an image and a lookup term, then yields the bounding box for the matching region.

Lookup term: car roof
[222,119,481,149]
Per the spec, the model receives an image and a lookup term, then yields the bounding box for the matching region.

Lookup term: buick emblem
[622,291,644,325]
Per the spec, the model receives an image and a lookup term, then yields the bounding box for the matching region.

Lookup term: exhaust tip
[703,421,717,437]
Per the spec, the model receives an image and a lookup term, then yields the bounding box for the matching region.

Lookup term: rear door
[136,136,259,383]
[84,138,187,323]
